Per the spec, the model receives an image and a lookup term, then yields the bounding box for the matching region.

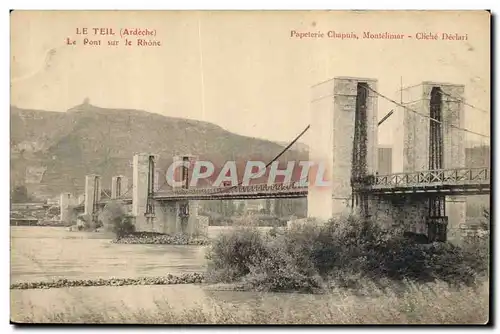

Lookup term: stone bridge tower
[307,77,466,242]
[131,153,205,236]
[308,76,378,220]
[392,81,466,240]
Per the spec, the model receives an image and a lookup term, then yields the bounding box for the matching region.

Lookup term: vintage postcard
[10,10,490,325]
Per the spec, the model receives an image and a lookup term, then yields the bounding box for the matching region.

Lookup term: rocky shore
[10,273,205,290]
[112,232,210,245]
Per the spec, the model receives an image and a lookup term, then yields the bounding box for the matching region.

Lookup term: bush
[461,233,489,275]
[206,228,268,282]
[243,238,323,292]
[112,215,136,239]
[206,215,489,292]
[72,213,102,231]
[100,202,135,239]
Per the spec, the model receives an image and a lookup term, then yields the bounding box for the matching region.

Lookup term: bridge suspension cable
[214,124,311,194]
[116,184,133,199]
[362,85,490,138]
[437,90,489,114]
[155,157,211,193]
[378,109,394,126]
[153,125,311,194]
[101,189,111,199]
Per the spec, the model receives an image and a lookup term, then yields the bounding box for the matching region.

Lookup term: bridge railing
[156,182,308,197]
[372,167,490,189]
[85,167,490,204]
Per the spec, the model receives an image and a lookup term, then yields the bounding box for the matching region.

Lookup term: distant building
[377,146,392,175]
[232,199,266,213]
[10,217,39,226]
[465,145,490,217]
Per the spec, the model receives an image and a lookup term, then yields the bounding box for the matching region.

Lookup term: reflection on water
[11,226,318,322]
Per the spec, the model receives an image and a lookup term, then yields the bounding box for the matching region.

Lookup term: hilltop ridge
[11,103,305,199]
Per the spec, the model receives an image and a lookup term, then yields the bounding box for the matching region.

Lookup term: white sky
[11,11,490,146]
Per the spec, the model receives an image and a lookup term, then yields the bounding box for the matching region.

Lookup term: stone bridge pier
[131,153,207,236]
[368,195,447,241]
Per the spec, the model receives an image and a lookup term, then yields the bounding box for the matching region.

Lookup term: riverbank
[10,273,205,290]
[112,232,210,245]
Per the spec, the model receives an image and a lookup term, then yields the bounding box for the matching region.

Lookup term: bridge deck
[77,167,489,209]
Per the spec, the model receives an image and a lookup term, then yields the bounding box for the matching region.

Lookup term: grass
[13,279,489,324]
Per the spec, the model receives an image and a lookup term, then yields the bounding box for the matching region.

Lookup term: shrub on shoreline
[206,215,489,292]
[100,202,136,238]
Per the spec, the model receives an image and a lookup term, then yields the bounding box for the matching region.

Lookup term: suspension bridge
[60,77,490,242]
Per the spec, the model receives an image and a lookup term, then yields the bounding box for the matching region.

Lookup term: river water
[11,226,208,283]
[10,226,335,323]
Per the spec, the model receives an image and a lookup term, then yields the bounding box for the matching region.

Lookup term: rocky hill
[11,102,306,199]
